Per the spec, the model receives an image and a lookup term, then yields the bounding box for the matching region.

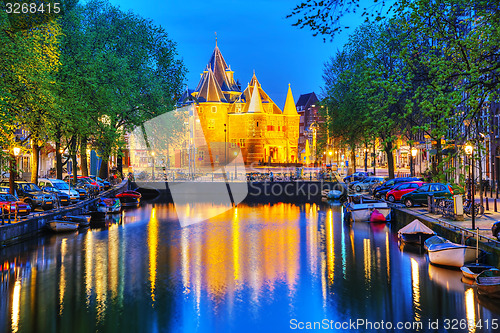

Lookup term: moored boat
[47,220,79,232]
[369,209,386,223]
[398,219,435,245]
[461,263,496,281]
[476,269,500,298]
[343,195,391,222]
[62,215,91,227]
[116,190,142,206]
[425,236,476,268]
[97,198,121,214]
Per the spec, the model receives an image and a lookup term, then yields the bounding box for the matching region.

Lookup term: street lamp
[234,151,237,179]
[465,144,475,230]
[151,151,155,180]
[411,147,417,177]
[9,146,21,195]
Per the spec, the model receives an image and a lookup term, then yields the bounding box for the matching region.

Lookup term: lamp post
[151,151,155,180]
[465,144,475,230]
[9,146,21,195]
[411,147,417,177]
[234,151,237,179]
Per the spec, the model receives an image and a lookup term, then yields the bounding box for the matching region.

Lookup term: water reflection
[0,203,499,333]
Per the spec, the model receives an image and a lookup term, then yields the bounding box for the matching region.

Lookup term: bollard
[495,198,498,212]
[486,197,489,211]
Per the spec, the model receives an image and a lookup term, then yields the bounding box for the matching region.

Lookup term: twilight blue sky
[107,0,368,107]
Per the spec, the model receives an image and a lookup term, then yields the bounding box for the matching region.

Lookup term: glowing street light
[13,147,21,156]
[465,144,475,230]
[411,147,417,177]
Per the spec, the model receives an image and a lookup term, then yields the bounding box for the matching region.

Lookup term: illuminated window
[211,106,217,113]
[208,119,215,129]
[230,139,237,148]
[239,139,246,147]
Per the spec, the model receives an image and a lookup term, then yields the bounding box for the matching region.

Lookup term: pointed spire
[283,83,298,115]
[249,71,260,87]
[197,67,226,102]
[247,80,263,113]
[215,31,217,47]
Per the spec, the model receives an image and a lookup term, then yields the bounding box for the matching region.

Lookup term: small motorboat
[398,219,435,245]
[116,190,142,207]
[62,215,91,227]
[476,269,500,298]
[97,198,121,214]
[47,220,79,232]
[461,263,496,281]
[424,236,476,268]
[343,195,391,222]
[369,209,386,223]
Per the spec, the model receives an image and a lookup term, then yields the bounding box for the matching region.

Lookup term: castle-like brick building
[182,43,300,165]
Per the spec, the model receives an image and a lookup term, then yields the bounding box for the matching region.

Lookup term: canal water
[1,202,500,332]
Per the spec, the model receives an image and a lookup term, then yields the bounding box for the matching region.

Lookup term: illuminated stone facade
[185,44,300,165]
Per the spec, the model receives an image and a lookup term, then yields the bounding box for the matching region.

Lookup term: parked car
[401,183,454,207]
[373,177,422,199]
[385,181,426,202]
[65,176,99,196]
[0,192,31,216]
[0,181,54,210]
[89,175,111,190]
[38,178,80,203]
[350,176,386,192]
[40,186,71,206]
[343,172,372,183]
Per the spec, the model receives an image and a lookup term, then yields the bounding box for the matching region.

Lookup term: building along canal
[1,201,500,332]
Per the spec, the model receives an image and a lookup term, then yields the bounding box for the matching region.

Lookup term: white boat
[47,220,79,232]
[425,236,476,268]
[398,219,436,245]
[343,195,391,222]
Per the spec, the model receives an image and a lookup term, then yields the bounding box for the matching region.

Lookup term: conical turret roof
[208,45,240,92]
[283,83,298,115]
[247,84,263,113]
[196,67,227,103]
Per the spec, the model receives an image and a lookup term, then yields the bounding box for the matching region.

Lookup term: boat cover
[398,219,435,235]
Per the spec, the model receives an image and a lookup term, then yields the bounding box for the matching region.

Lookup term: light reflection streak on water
[59,238,67,315]
[84,229,93,307]
[325,209,334,285]
[11,278,21,333]
[465,288,476,333]
[385,231,390,284]
[232,207,240,283]
[341,217,346,278]
[363,238,371,284]
[411,258,421,322]
[148,207,158,305]
[109,223,119,300]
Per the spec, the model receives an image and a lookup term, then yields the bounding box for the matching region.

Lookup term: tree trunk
[385,141,395,179]
[98,155,109,180]
[71,152,78,183]
[364,143,368,172]
[350,145,356,175]
[55,139,63,180]
[80,137,89,176]
[435,139,443,180]
[31,142,40,184]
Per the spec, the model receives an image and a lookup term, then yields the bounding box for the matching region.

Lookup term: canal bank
[132,180,343,203]
[392,207,500,267]
[0,180,128,247]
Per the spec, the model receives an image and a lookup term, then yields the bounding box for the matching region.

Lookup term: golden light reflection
[341,218,346,277]
[465,288,476,333]
[232,207,241,283]
[11,279,21,333]
[411,258,421,322]
[59,238,67,315]
[325,209,335,284]
[148,207,159,304]
[385,231,390,284]
[84,230,94,307]
[108,223,119,300]
[363,239,371,283]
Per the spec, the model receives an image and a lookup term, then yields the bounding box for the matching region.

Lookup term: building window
[230,139,237,148]
[198,150,204,160]
[211,106,217,113]
[239,139,246,147]
[208,119,215,130]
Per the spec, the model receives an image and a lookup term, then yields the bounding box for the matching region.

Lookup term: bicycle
[463,198,484,217]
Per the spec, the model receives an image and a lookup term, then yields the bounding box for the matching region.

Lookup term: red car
[0,193,31,216]
[386,181,426,202]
